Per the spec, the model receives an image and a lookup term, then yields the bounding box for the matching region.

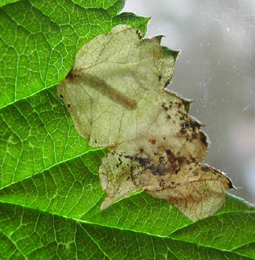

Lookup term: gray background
[123,0,255,204]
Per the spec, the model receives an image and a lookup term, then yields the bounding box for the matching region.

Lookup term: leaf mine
[57,25,233,221]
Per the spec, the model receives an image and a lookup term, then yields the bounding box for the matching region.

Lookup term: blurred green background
[123,0,255,204]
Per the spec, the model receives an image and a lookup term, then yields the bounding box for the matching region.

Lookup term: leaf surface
[0,1,255,259]
[57,24,233,221]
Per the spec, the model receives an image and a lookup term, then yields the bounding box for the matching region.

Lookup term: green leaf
[0,0,149,109]
[0,0,20,7]
[0,0,255,259]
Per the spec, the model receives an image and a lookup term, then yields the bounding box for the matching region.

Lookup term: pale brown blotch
[57,25,233,221]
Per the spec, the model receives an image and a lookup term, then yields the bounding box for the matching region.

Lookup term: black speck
[118,157,122,165]
[166,150,171,155]
[178,157,184,163]
[190,120,201,130]
[67,104,71,108]
[201,166,210,172]
[148,164,165,176]
[184,122,190,128]
[66,69,74,80]
[158,76,162,81]
[162,104,168,111]
[192,133,197,139]
[159,156,164,163]
[60,95,64,99]
[138,157,151,167]
[228,180,234,189]
[200,132,208,146]
[179,128,186,135]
